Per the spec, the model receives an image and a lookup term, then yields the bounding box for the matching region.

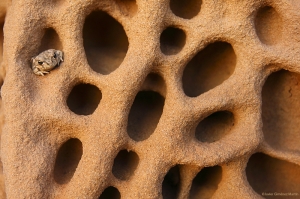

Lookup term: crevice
[170,0,202,19]
[83,10,129,75]
[182,42,236,97]
[54,138,83,184]
[189,166,222,199]
[67,83,102,115]
[195,111,234,143]
[112,150,139,180]
[162,165,181,199]
[0,22,4,63]
[160,27,186,55]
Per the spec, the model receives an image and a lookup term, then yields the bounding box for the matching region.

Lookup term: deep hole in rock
[182,42,236,97]
[127,90,165,141]
[54,138,83,184]
[255,6,282,45]
[162,165,181,199]
[99,186,121,199]
[67,83,102,115]
[246,153,300,196]
[115,0,138,16]
[112,150,139,180]
[160,27,186,55]
[170,0,202,19]
[195,111,234,143]
[262,70,300,152]
[0,22,3,63]
[189,166,222,199]
[39,28,63,52]
[83,10,129,75]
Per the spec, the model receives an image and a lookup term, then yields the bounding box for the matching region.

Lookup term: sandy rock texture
[1,0,300,198]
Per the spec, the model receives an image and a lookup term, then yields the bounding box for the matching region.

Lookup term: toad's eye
[53,54,56,58]
[38,61,43,65]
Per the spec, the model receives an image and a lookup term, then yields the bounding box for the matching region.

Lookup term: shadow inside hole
[182,42,236,97]
[127,90,165,141]
[170,0,202,19]
[112,150,139,180]
[162,165,181,199]
[0,22,3,63]
[189,166,222,199]
[39,28,63,52]
[99,186,121,199]
[195,111,234,143]
[116,0,138,16]
[255,6,282,46]
[246,153,300,196]
[54,138,83,184]
[83,10,129,75]
[262,70,300,152]
[160,27,186,55]
[67,83,102,115]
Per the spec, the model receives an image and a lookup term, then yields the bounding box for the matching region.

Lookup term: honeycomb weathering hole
[246,153,300,195]
[54,138,83,184]
[116,0,137,16]
[99,186,121,199]
[170,0,202,19]
[83,10,129,75]
[112,150,139,180]
[262,70,300,152]
[127,90,165,141]
[162,165,180,199]
[255,6,282,45]
[195,111,234,143]
[160,27,186,55]
[182,42,236,97]
[67,83,102,115]
[189,166,222,199]
[39,28,62,52]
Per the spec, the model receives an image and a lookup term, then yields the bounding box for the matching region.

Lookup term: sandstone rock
[1,0,300,198]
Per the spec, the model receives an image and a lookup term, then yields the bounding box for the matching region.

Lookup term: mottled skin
[31,49,64,76]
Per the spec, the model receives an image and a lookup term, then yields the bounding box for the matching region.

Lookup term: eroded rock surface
[1,0,300,198]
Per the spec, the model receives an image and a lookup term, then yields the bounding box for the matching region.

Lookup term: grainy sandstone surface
[0,0,300,198]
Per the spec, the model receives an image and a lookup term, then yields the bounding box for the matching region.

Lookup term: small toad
[31,49,64,76]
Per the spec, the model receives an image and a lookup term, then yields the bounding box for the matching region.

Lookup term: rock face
[1,0,300,198]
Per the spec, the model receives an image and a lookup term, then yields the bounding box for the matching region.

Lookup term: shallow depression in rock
[115,0,137,16]
[189,166,222,199]
[54,138,83,184]
[182,42,236,97]
[83,10,129,75]
[67,83,102,115]
[195,111,234,143]
[112,150,139,180]
[255,6,282,45]
[170,0,202,19]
